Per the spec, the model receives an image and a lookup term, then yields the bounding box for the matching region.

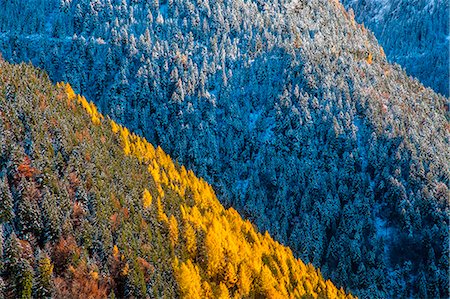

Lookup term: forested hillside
[0,0,449,298]
[0,58,355,298]
[341,0,449,96]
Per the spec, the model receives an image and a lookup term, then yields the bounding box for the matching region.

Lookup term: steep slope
[0,59,354,298]
[341,0,449,96]
[0,0,449,298]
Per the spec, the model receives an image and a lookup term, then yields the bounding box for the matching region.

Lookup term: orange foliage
[19,239,34,262]
[72,202,85,227]
[16,156,39,178]
[53,261,108,299]
[111,193,121,210]
[121,207,129,219]
[110,213,120,231]
[38,91,48,111]
[52,236,80,275]
[113,245,120,260]
[67,172,81,200]
[137,257,154,283]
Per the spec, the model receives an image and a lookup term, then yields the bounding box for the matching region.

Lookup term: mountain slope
[341,0,449,96]
[0,0,449,298]
[0,58,354,298]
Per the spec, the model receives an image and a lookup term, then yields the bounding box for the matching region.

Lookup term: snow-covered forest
[0,0,448,298]
[342,0,449,96]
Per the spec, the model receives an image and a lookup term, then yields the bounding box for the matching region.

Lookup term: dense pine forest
[0,0,448,298]
[342,0,449,96]
[0,58,356,298]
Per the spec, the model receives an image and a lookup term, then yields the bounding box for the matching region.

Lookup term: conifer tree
[17,259,33,299]
[0,277,4,299]
[0,177,14,223]
[3,232,21,298]
[174,259,203,299]
[183,221,197,258]
[142,188,152,209]
[168,215,179,248]
[35,253,54,298]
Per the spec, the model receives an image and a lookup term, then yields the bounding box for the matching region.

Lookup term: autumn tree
[174,259,203,299]
[35,253,54,298]
[17,259,33,299]
[142,188,152,209]
[169,215,179,248]
[204,220,224,278]
[237,263,252,296]
[183,221,197,258]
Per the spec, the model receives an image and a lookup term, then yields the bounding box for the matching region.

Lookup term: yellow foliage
[38,256,54,281]
[111,120,120,134]
[367,52,373,65]
[202,281,214,299]
[304,279,316,297]
[174,259,203,299]
[224,262,238,288]
[259,265,283,299]
[59,83,355,299]
[204,220,224,277]
[156,184,165,198]
[217,283,230,299]
[169,215,179,246]
[142,188,152,209]
[157,197,168,223]
[121,263,129,276]
[58,82,103,125]
[237,263,252,296]
[183,221,197,258]
[90,270,99,280]
[326,280,338,299]
[113,245,120,259]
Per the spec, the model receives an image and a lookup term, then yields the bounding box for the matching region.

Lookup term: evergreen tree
[0,176,14,223]
[3,232,21,297]
[0,277,4,299]
[35,253,54,298]
[17,259,33,299]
